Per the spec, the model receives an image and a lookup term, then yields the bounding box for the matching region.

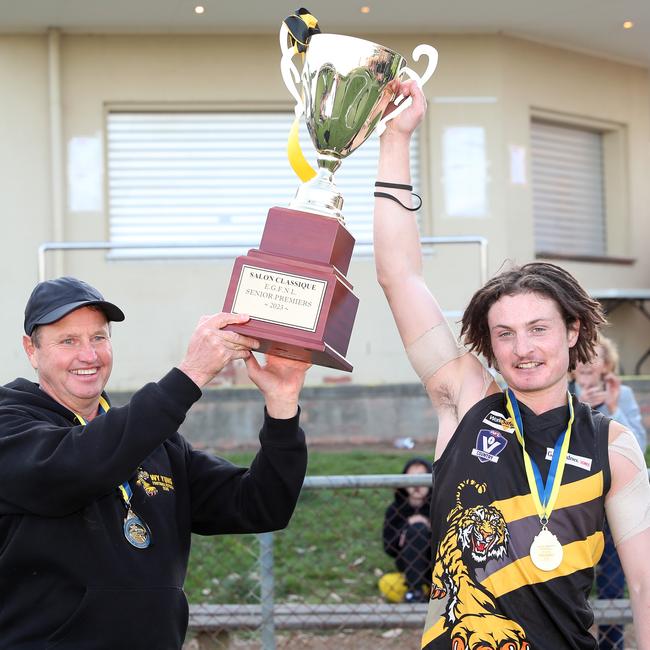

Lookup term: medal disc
[530,527,563,571]
[123,510,151,549]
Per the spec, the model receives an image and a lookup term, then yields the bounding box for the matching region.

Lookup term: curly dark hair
[460,262,606,372]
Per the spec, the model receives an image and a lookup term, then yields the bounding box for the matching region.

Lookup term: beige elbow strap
[606,429,650,546]
[405,322,467,384]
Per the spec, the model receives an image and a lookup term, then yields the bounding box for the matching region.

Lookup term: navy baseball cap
[24,276,125,335]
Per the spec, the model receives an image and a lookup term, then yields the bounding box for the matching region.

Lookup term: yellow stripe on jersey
[421,615,448,648]
[554,471,604,509]
[482,530,605,599]
[492,471,604,523]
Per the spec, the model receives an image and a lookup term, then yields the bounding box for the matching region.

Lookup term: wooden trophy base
[222,207,359,371]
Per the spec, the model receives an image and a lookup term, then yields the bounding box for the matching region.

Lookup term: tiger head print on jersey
[429,480,529,650]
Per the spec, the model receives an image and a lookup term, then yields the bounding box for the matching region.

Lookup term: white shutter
[107,111,419,258]
[531,120,606,257]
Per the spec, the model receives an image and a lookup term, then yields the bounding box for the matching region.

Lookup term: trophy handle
[376,44,439,136]
[279,23,305,117]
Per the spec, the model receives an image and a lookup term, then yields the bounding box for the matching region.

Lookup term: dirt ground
[185,625,639,650]
[260,629,422,649]
[185,627,423,650]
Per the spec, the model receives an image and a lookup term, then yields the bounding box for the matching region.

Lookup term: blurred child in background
[381,457,432,603]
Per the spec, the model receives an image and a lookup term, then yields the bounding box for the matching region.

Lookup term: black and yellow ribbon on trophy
[283,7,320,55]
[282,8,321,182]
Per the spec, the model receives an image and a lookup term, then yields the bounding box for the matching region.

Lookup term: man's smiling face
[23,306,113,415]
[488,292,579,397]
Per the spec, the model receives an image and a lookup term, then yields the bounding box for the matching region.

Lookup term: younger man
[373,82,650,649]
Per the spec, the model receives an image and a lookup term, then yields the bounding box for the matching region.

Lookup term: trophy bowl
[282,32,438,220]
[303,34,406,167]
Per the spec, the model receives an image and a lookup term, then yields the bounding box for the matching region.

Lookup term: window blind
[107,111,419,258]
[531,119,606,257]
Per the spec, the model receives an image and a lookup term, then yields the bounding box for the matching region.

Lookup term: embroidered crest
[136,467,175,495]
[136,469,159,496]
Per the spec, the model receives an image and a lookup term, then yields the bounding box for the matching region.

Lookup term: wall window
[530,113,628,261]
[106,110,419,258]
[531,119,606,257]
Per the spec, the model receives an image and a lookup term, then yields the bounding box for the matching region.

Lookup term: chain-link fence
[183,474,635,650]
[596,522,630,650]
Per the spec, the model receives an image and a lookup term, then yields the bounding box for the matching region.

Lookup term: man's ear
[22,335,38,370]
[567,319,580,349]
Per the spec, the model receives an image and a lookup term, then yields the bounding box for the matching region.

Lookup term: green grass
[186,447,650,604]
[185,450,423,604]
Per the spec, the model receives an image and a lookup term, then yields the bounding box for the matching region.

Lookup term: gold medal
[505,390,574,575]
[530,526,563,571]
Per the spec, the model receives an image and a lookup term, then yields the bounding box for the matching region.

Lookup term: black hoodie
[0,368,307,649]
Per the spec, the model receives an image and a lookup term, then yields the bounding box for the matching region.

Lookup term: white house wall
[1,32,648,389]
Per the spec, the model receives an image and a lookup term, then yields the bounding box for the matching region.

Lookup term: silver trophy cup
[280,29,438,222]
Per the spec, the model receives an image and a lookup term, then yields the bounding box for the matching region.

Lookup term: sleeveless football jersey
[422,392,611,650]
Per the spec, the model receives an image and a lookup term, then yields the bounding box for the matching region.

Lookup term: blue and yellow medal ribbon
[118,481,133,506]
[505,388,574,522]
[75,399,151,548]
[75,397,132,510]
[74,395,109,425]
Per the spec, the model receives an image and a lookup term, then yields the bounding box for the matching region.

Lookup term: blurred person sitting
[573,334,647,451]
[381,457,432,603]
[573,334,648,650]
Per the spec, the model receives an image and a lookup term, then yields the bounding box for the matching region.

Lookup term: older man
[0,276,309,649]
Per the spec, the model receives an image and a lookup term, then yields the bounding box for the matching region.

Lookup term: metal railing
[37,237,489,285]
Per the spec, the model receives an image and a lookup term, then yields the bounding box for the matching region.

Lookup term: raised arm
[374,81,495,454]
[374,81,441,347]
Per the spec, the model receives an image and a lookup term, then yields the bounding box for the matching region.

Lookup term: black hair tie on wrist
[374,181,422,211]
[375,181,413,191]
